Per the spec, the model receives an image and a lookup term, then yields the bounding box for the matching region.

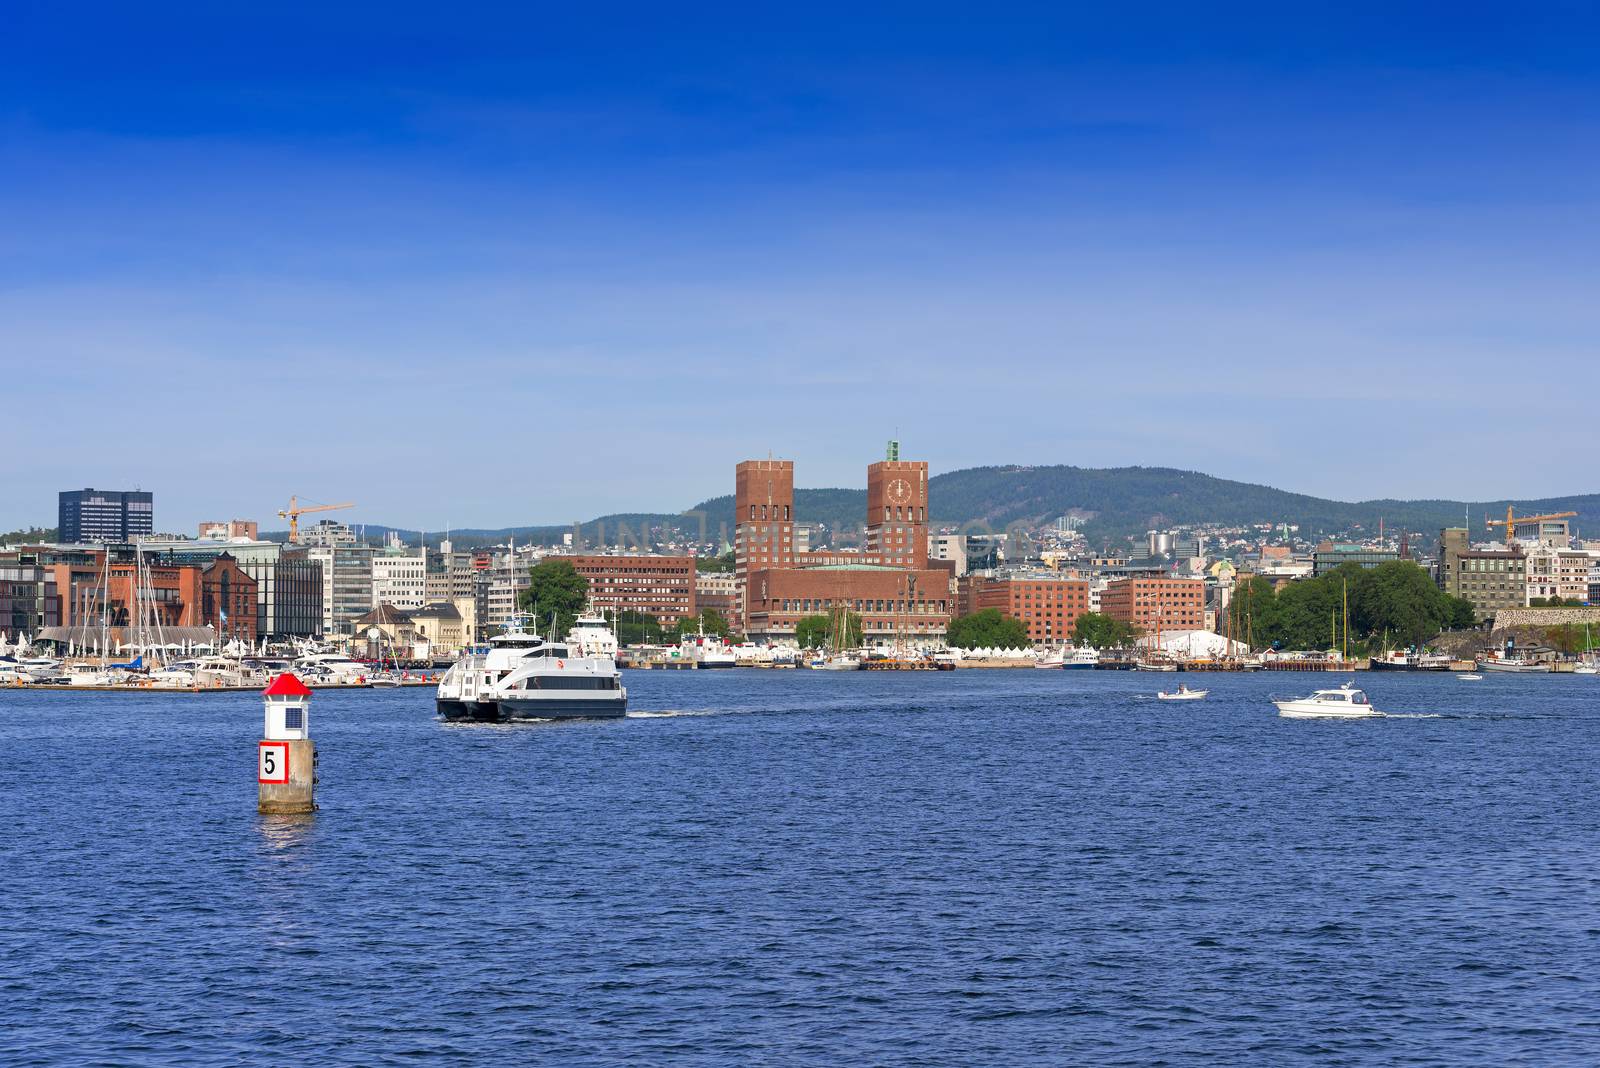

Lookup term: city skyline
[5,4,1599,531]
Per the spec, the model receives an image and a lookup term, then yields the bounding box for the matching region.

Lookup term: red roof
[262,672,313,697]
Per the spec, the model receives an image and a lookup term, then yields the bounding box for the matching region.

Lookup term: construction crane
[279,496,355,543]
[1485,506,1576,545]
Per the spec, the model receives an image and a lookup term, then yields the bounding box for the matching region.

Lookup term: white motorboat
[1574,665,1598,676]
[1273,682,1384,719]
[1034,647,1067,669]
[812,654,862,671]
[1456,673,1483,681]
[1156,684,1208,701]
[295,652,370,683]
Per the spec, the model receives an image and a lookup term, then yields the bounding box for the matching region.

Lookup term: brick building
[737,451,952,644]
[563,554,696,626]
[44,548,258,641]
[959,574,1090,645]
[694,570,739,624]
[1101,576,1205,631]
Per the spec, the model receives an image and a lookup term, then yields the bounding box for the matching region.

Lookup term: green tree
[615,610,671,646]
[677,608,732,639]
[794,611,862,649]
[946,608,1030,649]
[1072,611,1140,649]
[516,559,590,638]
[695,550,736,573]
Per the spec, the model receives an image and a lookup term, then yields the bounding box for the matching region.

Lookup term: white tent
[1135,629,1249,658]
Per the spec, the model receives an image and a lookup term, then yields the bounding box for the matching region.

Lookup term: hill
[275,466,1600,550]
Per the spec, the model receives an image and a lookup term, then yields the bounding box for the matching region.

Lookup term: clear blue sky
[4,2,1597,532]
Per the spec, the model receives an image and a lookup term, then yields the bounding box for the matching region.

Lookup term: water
[4,670,1598,1065]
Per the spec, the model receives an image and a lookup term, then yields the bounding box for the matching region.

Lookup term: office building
[959,574,1090,645]
[1101,577,1205,631]
[58,488,153,544]
[562,554,697,626]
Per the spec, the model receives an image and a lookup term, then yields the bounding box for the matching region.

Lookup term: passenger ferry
[436,619,625,721]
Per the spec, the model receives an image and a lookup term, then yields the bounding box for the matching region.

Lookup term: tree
[1072,611,1140,649]
[696,551,736,573]
[615,610,671,646]
[946,608,1030,650]
[794,611,862,649]
[1233,561,1481,653]
[516,559,589,638]
[678,608,731,639]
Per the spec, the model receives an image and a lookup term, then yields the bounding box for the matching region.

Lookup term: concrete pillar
[258,738,316,814]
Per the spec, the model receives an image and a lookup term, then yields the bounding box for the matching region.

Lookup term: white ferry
[436,620,625,721]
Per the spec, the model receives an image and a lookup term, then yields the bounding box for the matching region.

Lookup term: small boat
[1574,665,1598,676]
[1273,682,1384,719]
[1156,684,1208,701]
[813,654,862,671]
[1456,673,1483,681]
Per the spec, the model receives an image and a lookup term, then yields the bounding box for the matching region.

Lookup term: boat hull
[497,696,627,719]
[436,699,501,722]
[1274,700,1383,719]
[1477,660,1552,673]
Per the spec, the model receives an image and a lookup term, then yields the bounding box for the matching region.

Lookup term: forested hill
[266,466,1600,549]
[685,466,1600,544]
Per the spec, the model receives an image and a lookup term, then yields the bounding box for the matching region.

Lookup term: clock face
[888,478,912,506]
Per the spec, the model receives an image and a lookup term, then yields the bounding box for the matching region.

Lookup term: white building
[372,550,427,611]
[1524,544,1591,603]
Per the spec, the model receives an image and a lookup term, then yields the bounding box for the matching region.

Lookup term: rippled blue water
[4,669,1598,1065]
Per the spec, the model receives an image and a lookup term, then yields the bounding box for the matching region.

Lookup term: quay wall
[1492,607,1600,630]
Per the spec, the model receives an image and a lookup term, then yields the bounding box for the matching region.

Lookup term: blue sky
[4,3,1597,532]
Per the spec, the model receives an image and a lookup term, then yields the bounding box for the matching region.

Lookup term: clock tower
[866,457,928,568]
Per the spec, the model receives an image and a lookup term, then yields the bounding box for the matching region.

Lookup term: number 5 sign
[259,741,290,784]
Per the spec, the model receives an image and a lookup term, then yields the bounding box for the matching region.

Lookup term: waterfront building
[409,601,468,657]
[1101,576,1205,631]
[58,488,153,544]
[118,537,322,638]
[35,547,257,641]
[305,545,376,639]
[1311,542,1399,577]
[1438,527,1527,619]
[560,554,696,626]
[352,603,417,657]
[0,555,61,634]
[737,451,953,644]
[959,573,1090,645]
[1524,544,1591,603]
[372,549,427,611]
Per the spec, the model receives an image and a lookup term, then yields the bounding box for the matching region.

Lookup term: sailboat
[815,602,862,670]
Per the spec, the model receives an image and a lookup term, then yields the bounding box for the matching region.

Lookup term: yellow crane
[279,496,355,543]
[1484,506,1576,545]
